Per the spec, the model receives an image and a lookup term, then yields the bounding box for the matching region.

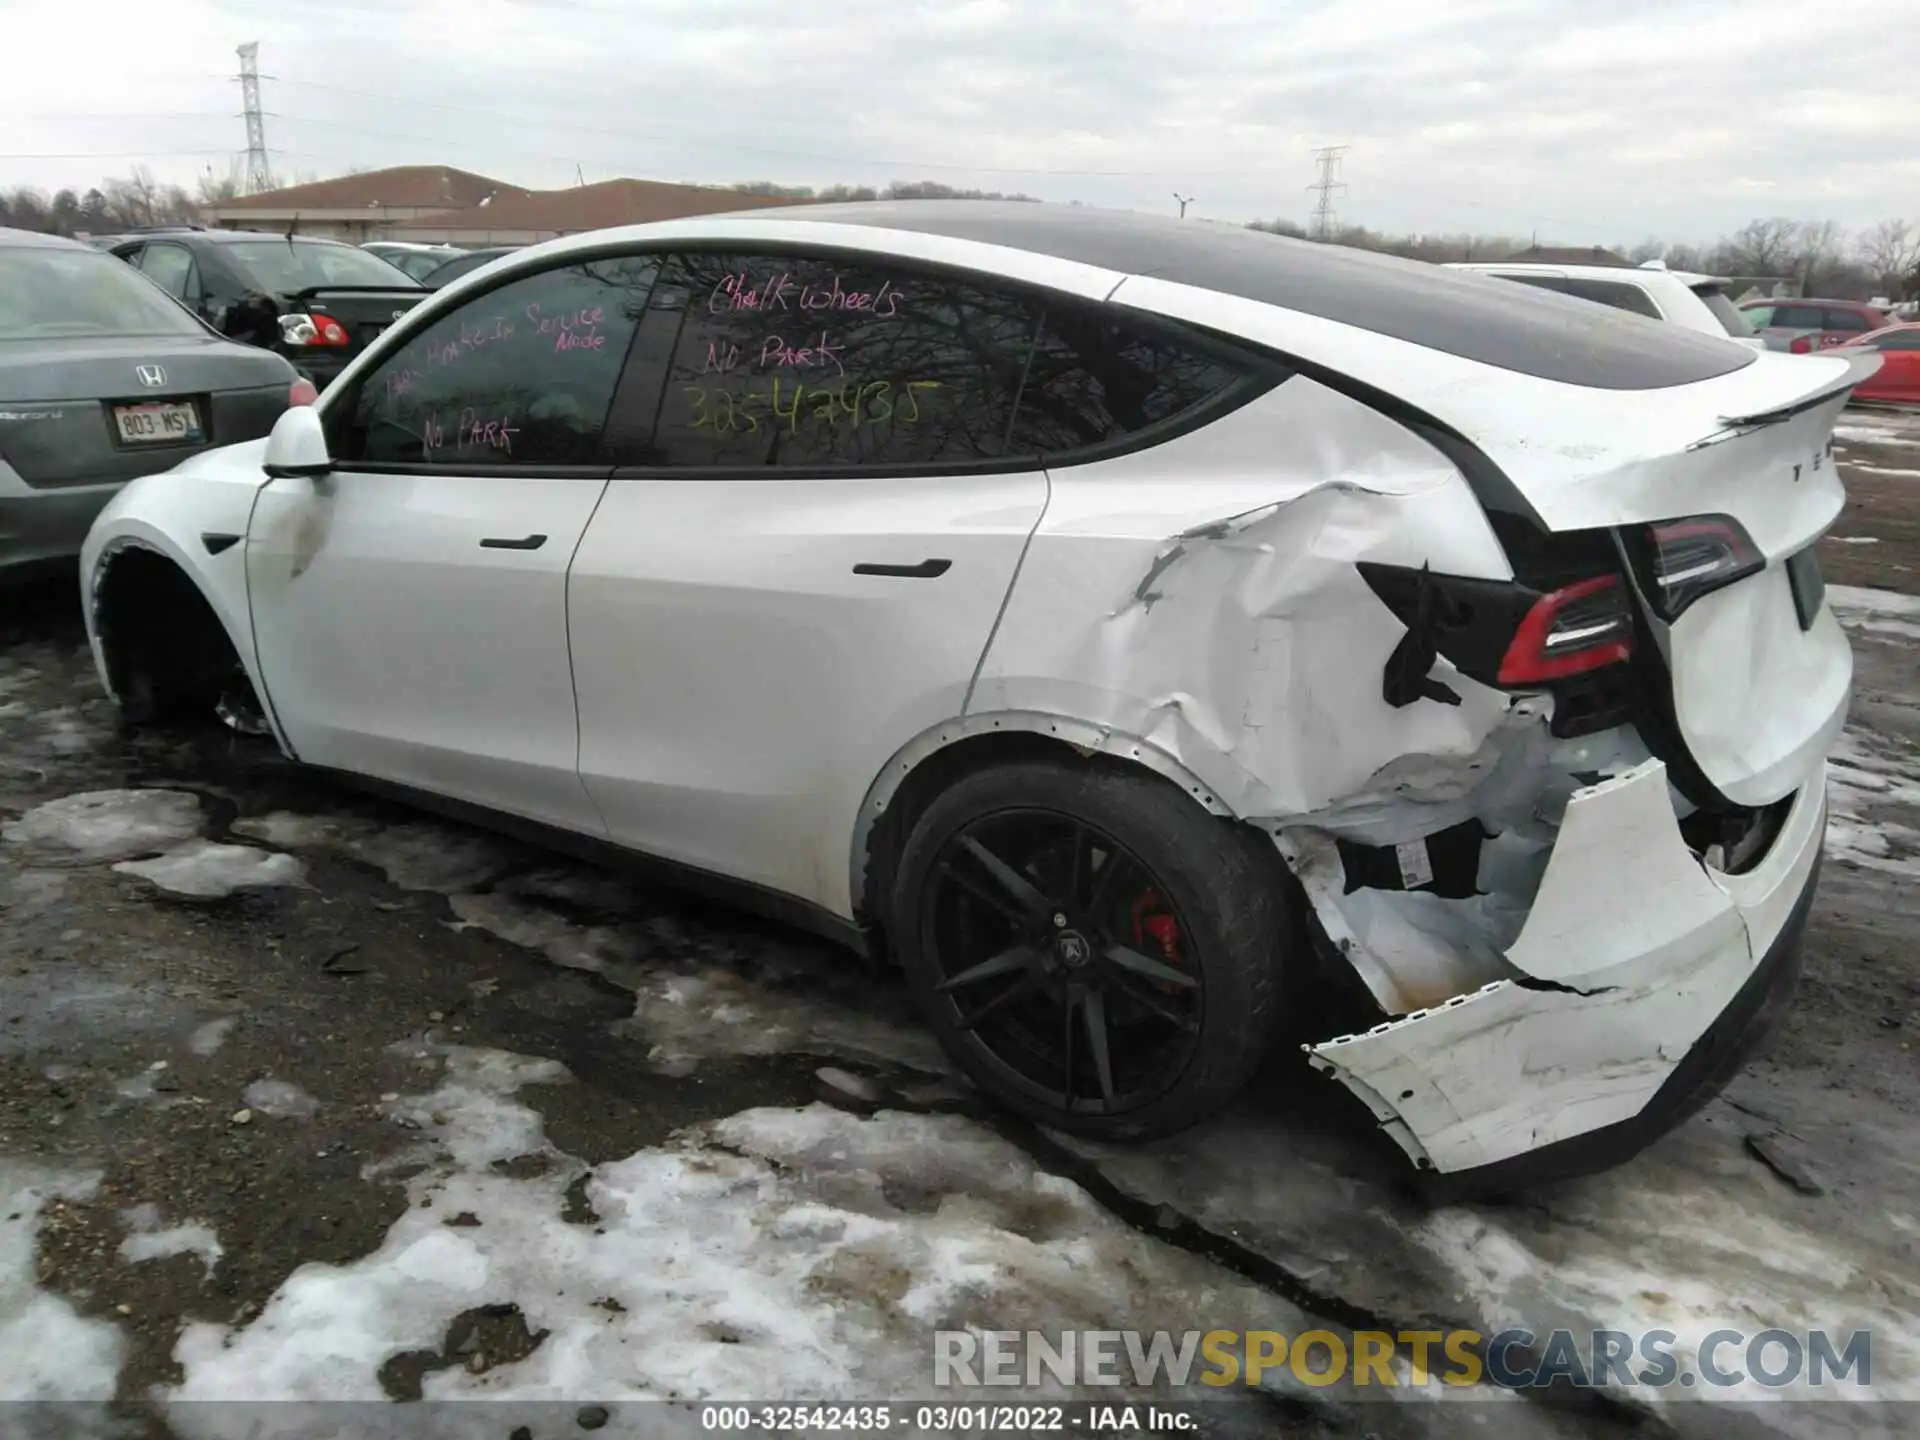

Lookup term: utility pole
[1172,192,1193,218]
[237,42,275,195]
[1306,145,1348,241]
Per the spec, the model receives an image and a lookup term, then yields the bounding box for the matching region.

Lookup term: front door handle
[480,534,547,551]
[852,558,951,579]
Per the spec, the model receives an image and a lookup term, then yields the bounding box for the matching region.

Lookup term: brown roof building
[389,178,801,245]
[205,166,526,241]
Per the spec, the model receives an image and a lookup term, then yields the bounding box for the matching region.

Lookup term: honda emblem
[135,364,168,389]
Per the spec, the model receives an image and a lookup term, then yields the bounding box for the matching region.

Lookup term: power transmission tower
[1306,145,1348,240]
[237,42,276,195]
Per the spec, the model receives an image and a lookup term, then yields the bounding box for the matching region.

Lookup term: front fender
[80,445,283,746]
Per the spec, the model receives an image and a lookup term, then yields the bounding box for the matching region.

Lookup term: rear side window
[1823,308,1874,333]
[1872,331,1920,351]
[1561,278,1663,321]
[1742,304,1777,328]
[1010,305,1250,454]
[1775,304,1825,329]
[637,252,1039,468]
[1694,288,1754,337]
[340,257,658,468]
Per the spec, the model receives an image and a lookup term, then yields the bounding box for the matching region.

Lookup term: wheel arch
[85,532,287,750]
[850,710,1238,948]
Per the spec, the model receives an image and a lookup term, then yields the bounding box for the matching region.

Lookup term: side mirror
[263,404,331,479]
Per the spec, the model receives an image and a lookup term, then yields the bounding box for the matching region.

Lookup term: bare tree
[1716,217,1800,277]
[1857,219,1920,299]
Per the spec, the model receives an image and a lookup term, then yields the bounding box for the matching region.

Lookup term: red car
[1740,297,1889,353]
[1836,321,1920,404]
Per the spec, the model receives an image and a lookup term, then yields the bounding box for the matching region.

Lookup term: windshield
[223,239,420,293]
[1693,286,1755,338]
[0,245,205,340]
[389,249,456,281]
[424,251,509,289]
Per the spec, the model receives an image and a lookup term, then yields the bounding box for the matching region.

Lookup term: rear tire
[889,760,1291,1140]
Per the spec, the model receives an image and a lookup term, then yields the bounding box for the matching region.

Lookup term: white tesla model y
[79,203,1870,1188]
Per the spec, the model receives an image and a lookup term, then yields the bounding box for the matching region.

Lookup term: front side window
[339,257,658,468]
[1010,304,1251,454]
[640,252,1040,468]
[0,245,206,340]
[1561,278,1663,320]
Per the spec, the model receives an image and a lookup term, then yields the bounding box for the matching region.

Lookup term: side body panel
[570,471,1048,916]
[244,470,611,834]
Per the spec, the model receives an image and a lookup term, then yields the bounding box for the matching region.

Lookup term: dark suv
[110,230,430,389]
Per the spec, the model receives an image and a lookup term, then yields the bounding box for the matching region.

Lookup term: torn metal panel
[1302,760,1827,1175]
[971,375,1517,820]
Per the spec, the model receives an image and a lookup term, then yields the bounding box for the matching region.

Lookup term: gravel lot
[3,410,1917,1438]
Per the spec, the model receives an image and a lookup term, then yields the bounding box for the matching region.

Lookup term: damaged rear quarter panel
[967,375,1516,819]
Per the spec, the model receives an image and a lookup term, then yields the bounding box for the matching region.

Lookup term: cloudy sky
[5,0,1916,243]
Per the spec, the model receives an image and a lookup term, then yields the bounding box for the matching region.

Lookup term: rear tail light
[1639,514,1763,620]
[1497,575,1635,684]
[277,312,350,347]
[1788,334,1814,354]
[288,377,318,407]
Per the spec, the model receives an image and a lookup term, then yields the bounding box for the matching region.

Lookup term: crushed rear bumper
[1298,757,1827,1188]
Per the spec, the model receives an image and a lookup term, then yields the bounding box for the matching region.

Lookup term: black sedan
[109,230,430,390]
[0,228,301,583]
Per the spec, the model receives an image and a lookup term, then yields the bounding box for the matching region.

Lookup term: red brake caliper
[1130,888,1183,981]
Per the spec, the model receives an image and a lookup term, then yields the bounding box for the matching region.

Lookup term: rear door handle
[480,534,547,551]
[852,558,951,578]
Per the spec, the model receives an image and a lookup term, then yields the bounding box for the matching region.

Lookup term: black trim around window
[326,237,1290,485]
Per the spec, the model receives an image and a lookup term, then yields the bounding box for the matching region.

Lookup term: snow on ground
[0,1160,124,1399]
[118,1202,222,1276]
[1833,423,1917,446]
[1847,463,1920,481]
[232,810,519,892]
[2,789,203,861]
[242,1077,321,1119]
[1828,585,1920,644]
[112,838,306,899]
[1408,1171,1920,1407]
[1826,728,1920,879]
[161,1045,1302,1428]
[187,1017,236,1056]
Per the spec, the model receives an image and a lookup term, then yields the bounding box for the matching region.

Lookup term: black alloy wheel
[891,762,1289,1139]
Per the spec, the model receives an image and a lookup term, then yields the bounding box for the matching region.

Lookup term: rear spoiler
[289,285,429,303]
[1690,354,1881,449]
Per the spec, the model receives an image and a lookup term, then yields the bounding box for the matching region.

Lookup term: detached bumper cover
[1304,757,1826,1182]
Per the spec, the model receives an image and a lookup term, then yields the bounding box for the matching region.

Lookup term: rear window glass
[0,245,204,340]
[1694,287,1754,337]
[223,240,419,294]
[1561,277,1663,321]
[1011,308,1249,453]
